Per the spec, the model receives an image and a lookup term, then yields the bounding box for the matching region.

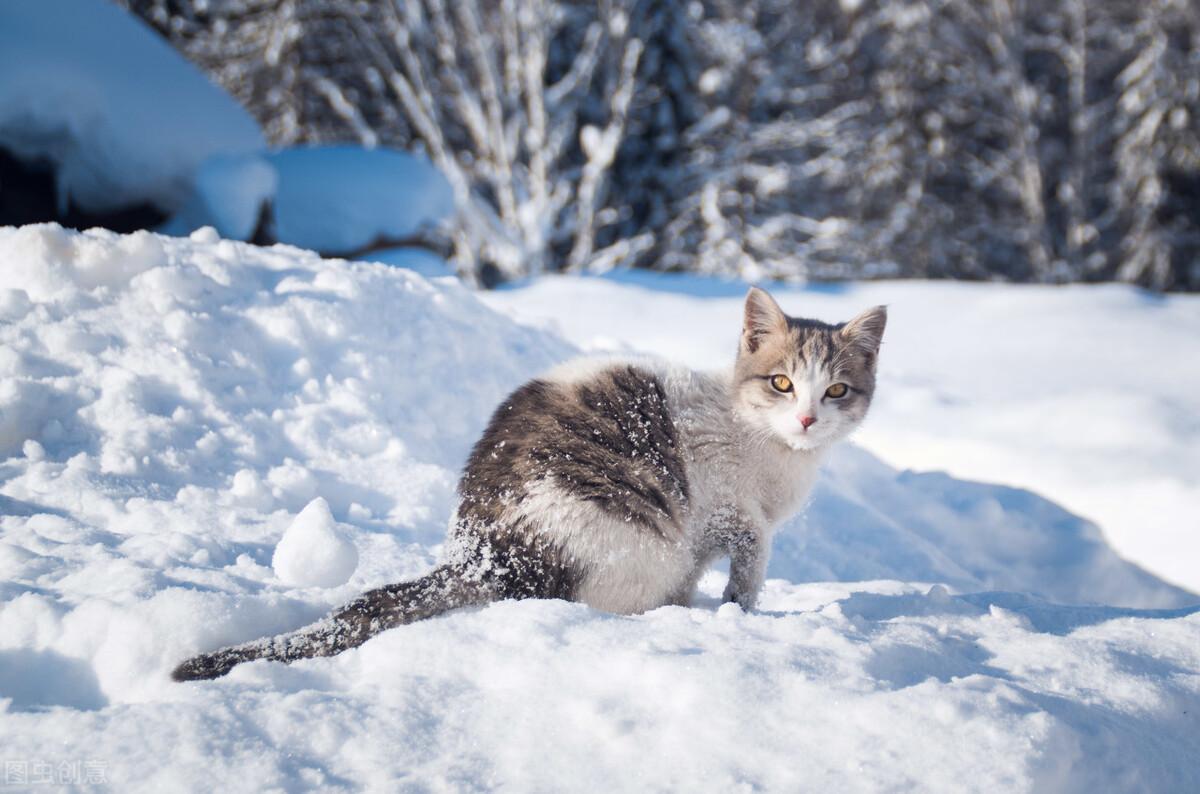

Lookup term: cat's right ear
[839,305,887,357]
[742,287,788,354]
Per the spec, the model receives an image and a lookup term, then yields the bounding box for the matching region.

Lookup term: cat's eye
[825,383,848,399]
[770,374,793,393]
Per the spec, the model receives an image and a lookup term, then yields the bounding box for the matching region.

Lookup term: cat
[171,288,885,681]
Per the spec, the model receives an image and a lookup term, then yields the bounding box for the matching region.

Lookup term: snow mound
[164,146,455,255]
[0,221,571,702]
[267,146,454,253]
[272,498,358,588]
[0,0,263,213]
[161,153,278,242]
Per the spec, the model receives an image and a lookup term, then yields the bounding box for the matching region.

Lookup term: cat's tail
[171,564,492,681]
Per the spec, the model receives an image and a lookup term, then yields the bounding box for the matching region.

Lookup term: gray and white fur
[172,289,886,681]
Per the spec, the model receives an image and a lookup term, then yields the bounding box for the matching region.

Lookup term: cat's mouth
[775,424,828,450]
[763,414,829,450]
[792,416,852,450]
[785,434,824,451]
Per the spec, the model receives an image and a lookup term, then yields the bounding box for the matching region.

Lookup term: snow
[483,270,1200,595]
[266,146,455,254]
[354,246,455,280]
[0,226,1198,790]
[271,498,359,589]
[164,146,456,256]
[0,0,263,214]
[160,154,278,242]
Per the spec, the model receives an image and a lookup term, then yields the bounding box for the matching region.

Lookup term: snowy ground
[1,226,1198,792]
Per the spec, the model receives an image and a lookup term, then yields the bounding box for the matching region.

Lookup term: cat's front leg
[707,510,768,610]
[724,538,768,610]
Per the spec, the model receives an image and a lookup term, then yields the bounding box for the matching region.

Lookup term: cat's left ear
[741,287,789,354]
[839,306,887,357]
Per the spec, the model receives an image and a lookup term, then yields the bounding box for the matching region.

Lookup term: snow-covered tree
[125,0,1200,290]
[125,0,674,284]
[120,0,410,146]
[360,0,658,282]
[656,0,1199,289]
[1105,0,1200,290]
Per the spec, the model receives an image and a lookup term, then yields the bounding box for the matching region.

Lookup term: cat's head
[732,288,886,451]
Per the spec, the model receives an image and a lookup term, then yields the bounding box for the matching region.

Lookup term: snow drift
[0,225,1197,791]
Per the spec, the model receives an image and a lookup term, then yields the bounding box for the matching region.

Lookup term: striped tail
[171,565,491,681]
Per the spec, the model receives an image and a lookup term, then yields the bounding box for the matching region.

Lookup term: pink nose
[799,415,817,429]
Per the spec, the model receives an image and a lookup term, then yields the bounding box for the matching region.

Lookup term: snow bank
[1,227,1198,790]
[483,271,1200,595]
[0,0,263,213]
[783,444,1189,609]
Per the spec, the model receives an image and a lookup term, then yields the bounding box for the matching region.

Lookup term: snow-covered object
[163,146,455,255]
[267,146,454,253]
[360,246,455,279]
[0,226,1198,790]
[0,0,263,214]
[272,498,358,588]
[159,154,277,241]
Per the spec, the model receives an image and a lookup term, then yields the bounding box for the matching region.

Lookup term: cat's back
[458,357,693,539]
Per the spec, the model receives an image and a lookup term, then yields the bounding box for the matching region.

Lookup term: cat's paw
[722,584,758,611]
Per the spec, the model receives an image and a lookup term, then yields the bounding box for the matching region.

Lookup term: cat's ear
[742,287,788,354]
[839,305,887,357]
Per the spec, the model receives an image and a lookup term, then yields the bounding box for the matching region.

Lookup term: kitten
[172,288,885,681]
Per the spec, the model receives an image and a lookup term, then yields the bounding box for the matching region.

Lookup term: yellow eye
[825,383,848,398]
[770,374,793,393]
